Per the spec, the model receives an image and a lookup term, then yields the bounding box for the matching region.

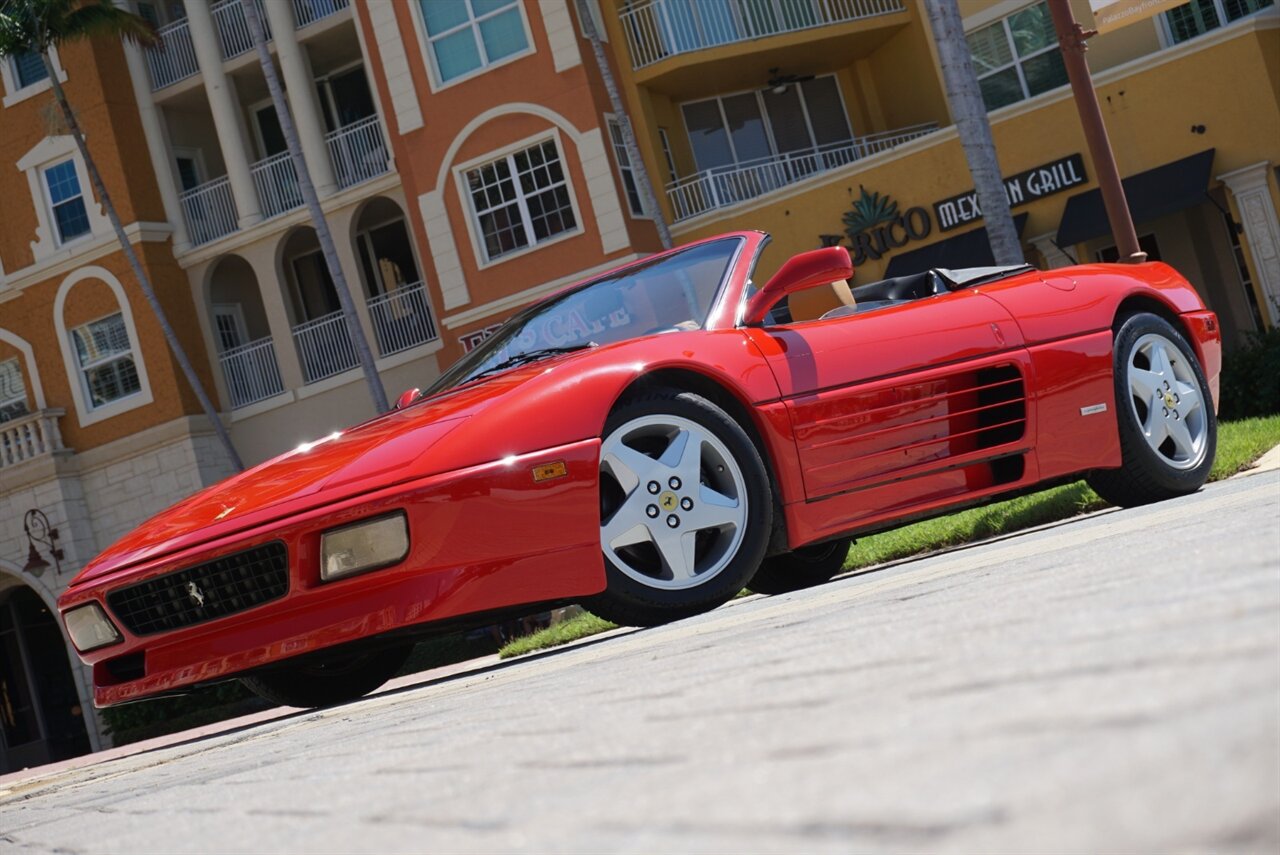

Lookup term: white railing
[251,151,304,219]
[621,0,906,68]
[146,18,198,89]
[293,0,350,29]
[293,311,358,383]
[326,117,390,189]
[180,176,239,245]
[211,0,271,60]
[219,338,285,409]
[667,124,938,221]
[367,282,438,356]
[0,409,66,470]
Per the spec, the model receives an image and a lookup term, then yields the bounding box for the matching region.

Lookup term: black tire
[241,643,412,708]
[748,539,852,595]
[587,389,772,627]
[1086,312,1216,507]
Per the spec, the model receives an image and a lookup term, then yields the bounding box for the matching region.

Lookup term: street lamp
[22,509,63,577]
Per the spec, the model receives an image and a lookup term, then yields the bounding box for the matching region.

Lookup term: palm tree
[922,0,1024,266]
[575,0,672,250]
[240,0,388,413]
[0,0,244,469]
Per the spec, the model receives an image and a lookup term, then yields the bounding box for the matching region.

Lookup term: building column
[183,0,263,228]
[328,207,379,354]
[1029,233,1076,268]
[120,42,191,252]
[262,0,338,197]
[1219,162,1280,329]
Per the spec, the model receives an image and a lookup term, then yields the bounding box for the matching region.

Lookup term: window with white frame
[71,313,142,408]
[0,358,30,423]
[966,2,1068,111]
[8,52,49,90]
[607,119,646,217]
[465,139,577,262]
[418,0,530,85]
[43,159,91,244]
[1162,0,1273,44]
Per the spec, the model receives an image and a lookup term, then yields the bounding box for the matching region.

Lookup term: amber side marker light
[321,512,410,581]
[532,461,568,482]
[64,603,122,652]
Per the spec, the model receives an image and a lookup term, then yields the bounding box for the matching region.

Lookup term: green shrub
[1219,327,1280,421]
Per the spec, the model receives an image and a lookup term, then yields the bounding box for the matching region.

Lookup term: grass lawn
[499,414,1280,659]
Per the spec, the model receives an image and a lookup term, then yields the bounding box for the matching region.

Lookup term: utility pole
[1046,0,1145,263]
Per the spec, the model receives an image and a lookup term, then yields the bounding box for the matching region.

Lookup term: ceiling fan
[766,67,816,93]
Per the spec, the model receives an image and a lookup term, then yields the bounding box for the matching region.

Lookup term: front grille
[107,542,289,636]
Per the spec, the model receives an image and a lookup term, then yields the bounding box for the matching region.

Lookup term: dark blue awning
[1056,149,1216,246]
[884,213,1029,277]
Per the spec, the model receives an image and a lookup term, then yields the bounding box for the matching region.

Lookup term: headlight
[64,603,122,652]
[321,511,409,581]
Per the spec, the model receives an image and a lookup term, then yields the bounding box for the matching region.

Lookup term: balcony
[326,117,390,190]
[0,409,66,471]
[367,282,439,356]
[180,176,239,246]
[621,0,907,69]
[218,338,286,408]
[252,152,304,219]
[211,0,271,61]
[293,311,358,383]
[666,124,937,221]
[293,0,351,29]
[146,0,349,91]
[145,18,198,90]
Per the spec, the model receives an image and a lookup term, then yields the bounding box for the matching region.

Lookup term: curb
[1233,441,1280,477]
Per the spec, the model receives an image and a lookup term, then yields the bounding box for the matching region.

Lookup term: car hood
[71,362,579,584]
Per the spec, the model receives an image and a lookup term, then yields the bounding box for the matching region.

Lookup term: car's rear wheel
[241,643,412,708]
[1087,312,1216,507]
[587,389,771,627]
[748,539,852,595]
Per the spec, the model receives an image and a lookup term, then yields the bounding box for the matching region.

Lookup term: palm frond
[54,1,158,48]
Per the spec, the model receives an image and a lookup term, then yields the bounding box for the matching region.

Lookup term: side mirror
[394,388,423,410]
[742,247,853,326]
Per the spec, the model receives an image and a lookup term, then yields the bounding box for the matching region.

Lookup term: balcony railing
[293,0,351,29]
[251,152,304,219]
[219,338,285,409]
[293,311,358,384]
[621,0,906,69]
[367,282,438,356]
[180,176,239,246]
[326,117,390,189]
[666,124,937,221]
[0,409,66,471]
[211,0,271,61]
[146,18,198,89]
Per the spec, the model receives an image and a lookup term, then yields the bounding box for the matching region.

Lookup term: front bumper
[60,439,605,707]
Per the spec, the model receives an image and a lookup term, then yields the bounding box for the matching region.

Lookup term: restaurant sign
[934,154,1087,232]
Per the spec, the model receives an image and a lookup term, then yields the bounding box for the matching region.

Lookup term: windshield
[425,238,742,394]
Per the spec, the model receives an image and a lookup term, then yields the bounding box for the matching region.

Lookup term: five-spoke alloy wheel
[588,389,771,626]
[1087,312,1216,507]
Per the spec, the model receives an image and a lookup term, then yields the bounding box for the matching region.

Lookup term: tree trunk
[241,0,388,413]
[40,54,244,472]
[923,0,1024,266]
[575,0,672,250]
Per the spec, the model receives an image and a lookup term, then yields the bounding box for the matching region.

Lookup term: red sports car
[58,231,1221,708]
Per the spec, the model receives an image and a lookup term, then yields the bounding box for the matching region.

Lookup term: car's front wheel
[241,643,412,708]
[1087,312,1216,507]
[587,389,772,627]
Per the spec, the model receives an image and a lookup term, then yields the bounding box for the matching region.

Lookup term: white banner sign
[1089,0,1186,33]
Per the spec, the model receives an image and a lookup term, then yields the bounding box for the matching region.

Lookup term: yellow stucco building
[597,0,1279,348]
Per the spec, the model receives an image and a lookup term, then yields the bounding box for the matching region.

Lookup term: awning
[884,213,1028,277]
[1056,148,1216,246]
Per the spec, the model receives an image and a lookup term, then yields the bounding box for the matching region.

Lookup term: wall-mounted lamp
[22,509,64,577]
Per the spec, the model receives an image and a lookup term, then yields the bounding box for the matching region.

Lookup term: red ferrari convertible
[59,231,1220,708]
